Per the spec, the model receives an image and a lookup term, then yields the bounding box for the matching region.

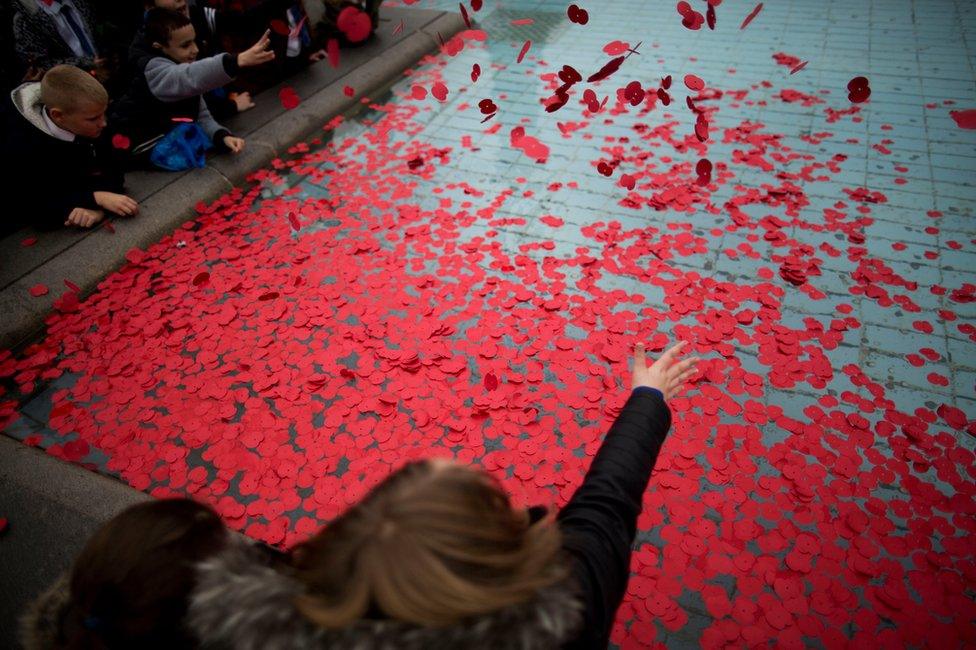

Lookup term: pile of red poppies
[1,4,974,648]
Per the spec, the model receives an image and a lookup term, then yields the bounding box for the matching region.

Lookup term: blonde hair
[291,460,566,628]
[40,65,108,113]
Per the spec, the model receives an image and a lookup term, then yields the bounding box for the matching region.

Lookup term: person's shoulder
[188,2,214,35]
[188,1,208,22]
[13,2,50,28]
[145,54,175,66]
[128,24,150,53]
[142,54,178,75]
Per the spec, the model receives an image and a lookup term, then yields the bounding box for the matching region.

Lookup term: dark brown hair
[145,7,191,47]
[290,459,566,628]
[62,498,227,649]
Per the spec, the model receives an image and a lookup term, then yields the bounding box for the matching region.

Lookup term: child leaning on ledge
[1,64,138,230]
[110,8,274,170]
[130,0,296,118]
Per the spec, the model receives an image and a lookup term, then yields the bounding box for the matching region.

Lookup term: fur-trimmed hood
[189,540,584,650]
[19,572,70,650]
[9,82,53,136]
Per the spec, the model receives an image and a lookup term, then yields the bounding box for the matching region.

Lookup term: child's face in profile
[158,24,199,63]
[51,102,108,139]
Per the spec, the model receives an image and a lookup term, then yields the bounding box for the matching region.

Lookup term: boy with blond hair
[2,64,137,229]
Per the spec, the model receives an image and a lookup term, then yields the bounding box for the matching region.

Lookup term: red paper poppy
[684,74,705,91]
[740,2,763,29]
[279,86,301,110]
[950,109,976,129]
[337,6,372,43]
[567,4,589,25]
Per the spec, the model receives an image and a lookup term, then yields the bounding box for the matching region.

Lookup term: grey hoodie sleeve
[196,96,227,141]
[144,53,235,103]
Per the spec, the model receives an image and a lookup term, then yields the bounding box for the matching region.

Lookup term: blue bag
[149,122,212,171]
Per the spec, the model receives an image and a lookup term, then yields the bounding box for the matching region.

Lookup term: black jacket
[2,82,123,230]
[559,387,671,648]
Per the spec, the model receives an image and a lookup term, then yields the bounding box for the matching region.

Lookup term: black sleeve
[211,128,231,151]
[220,51,240,77]
[33,189,99,229]
[557,388,671,649]
[33,158,102,223]
[91,135,127,194]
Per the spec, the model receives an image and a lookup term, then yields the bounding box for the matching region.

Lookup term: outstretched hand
[237,30,275,68]
[631,341,699,400]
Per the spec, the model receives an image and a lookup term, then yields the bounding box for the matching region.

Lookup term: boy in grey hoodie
[111,7,274,163]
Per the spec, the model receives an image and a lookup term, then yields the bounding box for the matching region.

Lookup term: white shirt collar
[36,0,66,15]
[42,106,76,142]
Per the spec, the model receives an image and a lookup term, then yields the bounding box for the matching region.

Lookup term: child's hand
[94,191,139,217]
[237,30,275,68]
[223,135,245,154]
[65,207,105,228]
[232,91,255,112]
[308,49,327,63]
[631,341,700,400]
